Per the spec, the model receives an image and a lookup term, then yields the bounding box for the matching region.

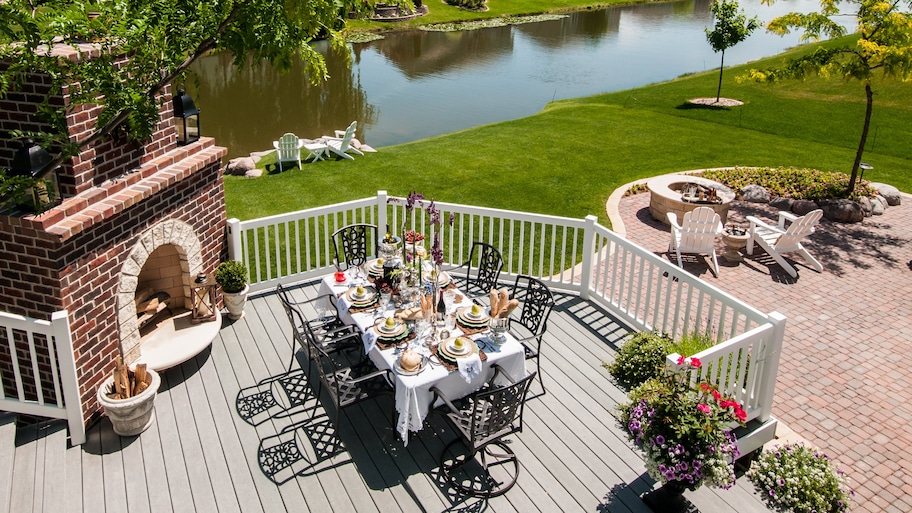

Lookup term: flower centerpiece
[617,355,746,512]
[388,192,454,302]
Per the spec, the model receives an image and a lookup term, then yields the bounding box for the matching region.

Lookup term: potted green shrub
[215,260,249,320]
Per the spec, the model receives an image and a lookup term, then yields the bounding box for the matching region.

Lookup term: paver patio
[612,186,912,513]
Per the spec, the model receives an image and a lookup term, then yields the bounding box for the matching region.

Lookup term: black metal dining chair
[306,322,393,435]
[276,283,361,372]
[331,223,378,270]
[432,365,536,498]
[450,241,504,299]
[508,275,554,395]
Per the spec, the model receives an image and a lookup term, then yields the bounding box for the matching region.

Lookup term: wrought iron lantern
[191,273,217,323]
[172,89,200,145]
[11,138,58,211]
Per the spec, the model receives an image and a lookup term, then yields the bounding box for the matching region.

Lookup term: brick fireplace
[0,44,227,425]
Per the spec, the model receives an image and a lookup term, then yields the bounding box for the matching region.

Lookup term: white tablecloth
[319,270,526,444]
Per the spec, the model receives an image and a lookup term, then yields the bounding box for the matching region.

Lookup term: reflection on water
[188,0,845,159]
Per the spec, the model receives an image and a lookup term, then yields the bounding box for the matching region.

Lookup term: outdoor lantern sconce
[173,89,200,145]
[191,273,217,323]
[11,138,58,212]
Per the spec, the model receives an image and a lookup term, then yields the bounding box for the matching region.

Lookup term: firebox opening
[136,244,188,337]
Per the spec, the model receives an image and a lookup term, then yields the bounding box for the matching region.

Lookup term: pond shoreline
[343,0,663,36]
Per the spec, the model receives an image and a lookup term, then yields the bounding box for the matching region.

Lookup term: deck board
[2,280,777,513]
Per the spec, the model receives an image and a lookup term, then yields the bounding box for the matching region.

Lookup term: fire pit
[647,174,735,225]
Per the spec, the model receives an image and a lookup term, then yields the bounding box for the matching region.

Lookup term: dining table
[318,264,527,444]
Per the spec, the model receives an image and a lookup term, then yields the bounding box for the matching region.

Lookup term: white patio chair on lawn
[668,206,723,277]
[322,121,363,160]
[272,132,303,172]
[746,209,823,278]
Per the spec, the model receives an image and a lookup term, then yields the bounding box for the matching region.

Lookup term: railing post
[226,218,242,262]
[377,190,388,236]
[579,215,597,300]
[52,310,85,446]
[757,311,787,422]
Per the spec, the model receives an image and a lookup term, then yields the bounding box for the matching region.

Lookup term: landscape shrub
[703,166,878,201]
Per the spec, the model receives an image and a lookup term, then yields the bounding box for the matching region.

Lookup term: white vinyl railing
[0,310,85,445]
[227,191,785,451]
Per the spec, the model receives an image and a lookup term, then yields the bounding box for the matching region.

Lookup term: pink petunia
[697,403,711,414]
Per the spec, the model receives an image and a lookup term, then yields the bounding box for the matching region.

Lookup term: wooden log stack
[106,357,150,400]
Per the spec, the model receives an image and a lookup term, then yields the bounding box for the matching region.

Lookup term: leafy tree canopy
[0,0,364,168]
[706,0,759,101]
[743,0,912,192]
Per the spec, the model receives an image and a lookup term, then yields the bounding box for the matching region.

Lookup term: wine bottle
[436,288,446,321]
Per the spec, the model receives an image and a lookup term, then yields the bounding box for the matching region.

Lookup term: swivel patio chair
[322,121,363,160]
[449,242,504,300]
[667,206,723,277]
[272,132,304,172]
[746,209,823,278]
[432,365,536,498]
[331,223,378,271]
[507,275,554,395]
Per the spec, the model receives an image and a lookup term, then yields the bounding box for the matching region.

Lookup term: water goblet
[379,291,392,313]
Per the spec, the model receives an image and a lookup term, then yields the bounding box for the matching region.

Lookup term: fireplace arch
[116,219,207,365]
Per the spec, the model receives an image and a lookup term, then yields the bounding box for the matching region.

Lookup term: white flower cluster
[748,442,852,513]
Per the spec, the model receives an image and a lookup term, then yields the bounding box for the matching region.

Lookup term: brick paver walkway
[614,189,912,513]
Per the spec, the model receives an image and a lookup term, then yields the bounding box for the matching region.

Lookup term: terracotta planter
[97,368,160,436]
[223,284,249,320]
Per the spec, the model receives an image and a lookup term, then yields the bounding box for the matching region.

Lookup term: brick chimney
[0,44,227,425]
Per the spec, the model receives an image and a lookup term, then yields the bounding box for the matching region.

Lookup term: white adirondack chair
[322,121,363,160]
[668,206,723,276]
[746,209,823,278]
[272,133,303,172]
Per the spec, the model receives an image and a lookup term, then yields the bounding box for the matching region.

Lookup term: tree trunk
[846,82,874,195]
[716,50,725,103]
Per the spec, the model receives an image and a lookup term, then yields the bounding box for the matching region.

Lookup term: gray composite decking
[1,280,775,513]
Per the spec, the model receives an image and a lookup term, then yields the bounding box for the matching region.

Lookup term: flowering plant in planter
[748,442,853,513]
[618,356,746,491]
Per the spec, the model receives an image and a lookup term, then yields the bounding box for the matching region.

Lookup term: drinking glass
[445,313,457,331]
[443,289,456,313]
[379,291,392,313]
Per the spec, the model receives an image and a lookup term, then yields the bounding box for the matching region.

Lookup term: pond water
[187,0,849,159]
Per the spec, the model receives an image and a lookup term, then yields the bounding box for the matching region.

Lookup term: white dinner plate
[394,358,427,376]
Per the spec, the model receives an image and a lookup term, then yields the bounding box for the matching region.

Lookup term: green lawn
[225,35,912,227]
[345,0,630,33]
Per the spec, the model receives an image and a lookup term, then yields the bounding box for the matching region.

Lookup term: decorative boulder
[791,200,820,216]
[858,196,873,217]
[225,157,257,176]
[769,197,793,211]
[870,182,901,206]
[872,196,886,215]
[741,185,770,203]
[818,199,864,223]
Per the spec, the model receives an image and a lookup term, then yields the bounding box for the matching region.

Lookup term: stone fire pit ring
[647,174,735,226]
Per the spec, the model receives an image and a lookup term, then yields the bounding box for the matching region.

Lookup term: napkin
[457,353,482,383]
[338,293,354,312]
[362,329,378,354]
